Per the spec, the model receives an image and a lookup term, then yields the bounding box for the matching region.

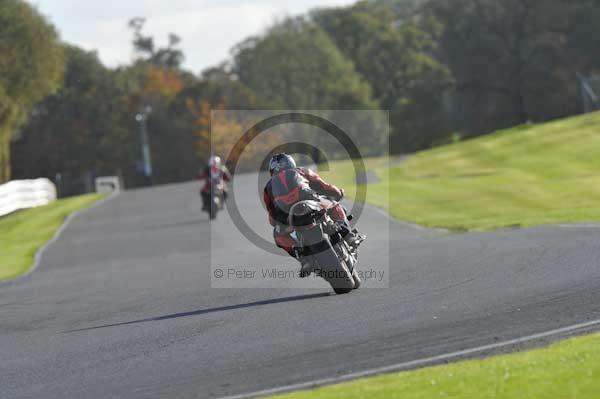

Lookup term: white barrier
[0,179,57,218]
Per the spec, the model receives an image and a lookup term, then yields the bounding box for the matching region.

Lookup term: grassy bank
[271,330,600,399]
[323,111,600,231]
[0,194,102,282]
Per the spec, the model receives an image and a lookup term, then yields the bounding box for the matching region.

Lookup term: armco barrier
[0,179,57,218]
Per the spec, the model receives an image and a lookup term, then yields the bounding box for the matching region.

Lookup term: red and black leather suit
[263,167,347,257]
[198,165,231,193]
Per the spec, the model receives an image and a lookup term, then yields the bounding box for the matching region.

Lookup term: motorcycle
[288,197,364,294]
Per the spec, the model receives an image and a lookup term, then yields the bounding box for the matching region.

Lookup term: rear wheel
[332,262,360,294]
[339,243,361,290]
[315,245,355,295]
[298,227,356,294]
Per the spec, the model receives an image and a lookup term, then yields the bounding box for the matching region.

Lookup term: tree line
[233,0,600,151]
[2,0,600,192]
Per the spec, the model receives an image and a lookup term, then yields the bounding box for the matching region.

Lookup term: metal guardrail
[0,179,57,217]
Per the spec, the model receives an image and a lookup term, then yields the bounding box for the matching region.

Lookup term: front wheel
[209,196,220,220]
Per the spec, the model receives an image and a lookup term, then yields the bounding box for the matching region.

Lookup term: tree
[427,0,589,135]
[13,20,254,190]
[128,17,185,70]
[0,0,64,182]
[187,99,281,173]
[175,67,260,172]
[313,2,453,152]
[232,17,376,110]
[231,17,380,161]
[11,46,132,192]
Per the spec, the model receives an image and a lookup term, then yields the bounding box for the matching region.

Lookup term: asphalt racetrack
[2,173,600,398]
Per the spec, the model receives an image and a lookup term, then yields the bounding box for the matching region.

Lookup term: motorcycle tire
[313,238,355,294]
[209,198,219,220]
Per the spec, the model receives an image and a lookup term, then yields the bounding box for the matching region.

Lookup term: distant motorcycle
[199,156,231,221]
[289,197,363,294]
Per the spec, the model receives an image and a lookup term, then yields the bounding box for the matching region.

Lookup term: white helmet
[208,155,222,168]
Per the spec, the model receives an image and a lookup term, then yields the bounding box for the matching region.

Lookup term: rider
[198,155,231,210]
[263,153,364,276]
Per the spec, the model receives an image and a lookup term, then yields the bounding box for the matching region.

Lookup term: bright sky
[30,0,355,73]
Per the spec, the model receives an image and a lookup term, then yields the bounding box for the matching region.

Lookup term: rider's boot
[295,248,312,278]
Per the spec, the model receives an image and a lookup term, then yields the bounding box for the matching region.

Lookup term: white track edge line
[558,224,600,229]
[220,318,600,399]
[1,191,119,286]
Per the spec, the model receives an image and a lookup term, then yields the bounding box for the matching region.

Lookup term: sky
[31,0,355,74]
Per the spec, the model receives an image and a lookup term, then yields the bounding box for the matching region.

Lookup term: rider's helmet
[208,155,222,168]
[269,153,297,176]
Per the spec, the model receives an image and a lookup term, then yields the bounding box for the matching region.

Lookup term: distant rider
[198,155,231,210]
[263,153,364,277]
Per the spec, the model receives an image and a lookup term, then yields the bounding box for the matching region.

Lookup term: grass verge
[270,331,600,399]
[0,193,102,282]
[322,111,600,231]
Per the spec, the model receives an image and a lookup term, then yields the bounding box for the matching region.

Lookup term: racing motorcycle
[288,197,364,294]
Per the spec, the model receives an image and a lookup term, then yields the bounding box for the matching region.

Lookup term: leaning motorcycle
[288,197,363,294]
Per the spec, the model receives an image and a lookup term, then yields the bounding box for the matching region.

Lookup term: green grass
[322,111,600,231]
[271,331,600,399]
[0,194,102,282]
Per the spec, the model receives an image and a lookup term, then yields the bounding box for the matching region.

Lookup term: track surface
[2,174,600,399]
